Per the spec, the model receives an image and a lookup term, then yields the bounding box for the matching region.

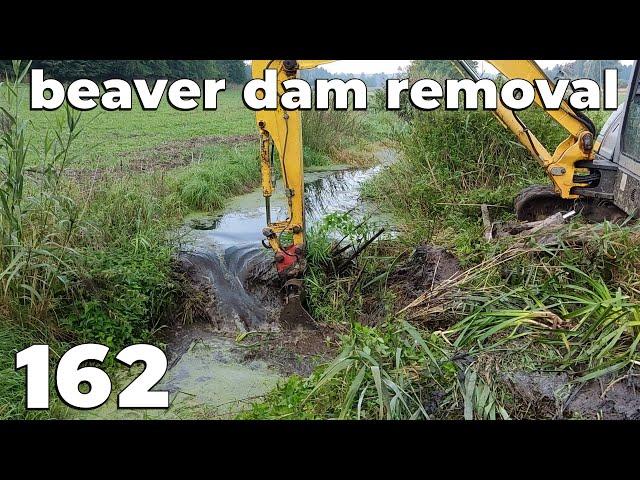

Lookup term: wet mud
[505,371,640,419]
[389,243,461,302]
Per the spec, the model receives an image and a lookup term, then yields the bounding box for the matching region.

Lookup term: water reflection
[178,153,393,331]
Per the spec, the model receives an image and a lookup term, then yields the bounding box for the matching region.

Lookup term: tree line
[300,67,395,88]
[0,60,247,83]
[544,60,633,88]
[410,60,634,88]
[2,59,632,89]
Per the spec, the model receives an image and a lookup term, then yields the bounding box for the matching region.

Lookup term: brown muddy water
[71,148,398,419]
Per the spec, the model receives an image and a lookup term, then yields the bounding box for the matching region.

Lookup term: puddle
[72,148,398,419]
[73,326,280,420]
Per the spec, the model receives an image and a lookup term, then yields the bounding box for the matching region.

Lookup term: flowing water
[72,149,397,419]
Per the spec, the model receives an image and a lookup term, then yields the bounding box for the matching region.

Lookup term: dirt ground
[505,371,640,419]
[388,243,461,304]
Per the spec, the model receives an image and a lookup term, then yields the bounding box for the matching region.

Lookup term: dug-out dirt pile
[389,243,461,303]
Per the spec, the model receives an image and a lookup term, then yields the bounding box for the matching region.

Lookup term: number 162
[15,343,169,410]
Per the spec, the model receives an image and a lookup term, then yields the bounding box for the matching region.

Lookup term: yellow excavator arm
[252,60,331,279]
[251,59,598,282]
[458,60,597,199]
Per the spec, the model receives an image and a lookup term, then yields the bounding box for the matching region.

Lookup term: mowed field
[15,86,256,169]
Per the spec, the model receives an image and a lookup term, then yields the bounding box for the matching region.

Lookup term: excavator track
[514,185,627,223]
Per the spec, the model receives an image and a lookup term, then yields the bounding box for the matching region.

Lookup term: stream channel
[73,148,397,419]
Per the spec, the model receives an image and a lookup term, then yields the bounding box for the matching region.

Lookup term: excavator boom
[456,60,597,199]
[252,60,331,328]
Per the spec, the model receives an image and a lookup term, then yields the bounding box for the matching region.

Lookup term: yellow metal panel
[298,60,334,70]
[252,60,308,251]
[488,60,589,137]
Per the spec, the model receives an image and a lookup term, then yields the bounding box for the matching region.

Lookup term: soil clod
[389,243,461,303]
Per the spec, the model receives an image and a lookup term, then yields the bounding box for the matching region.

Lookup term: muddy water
[72,149,397,420]
[179,149,396,332]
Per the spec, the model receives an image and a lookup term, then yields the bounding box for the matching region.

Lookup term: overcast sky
[322,60,634,74]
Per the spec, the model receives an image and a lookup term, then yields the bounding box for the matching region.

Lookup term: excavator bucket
[279,279,317,329]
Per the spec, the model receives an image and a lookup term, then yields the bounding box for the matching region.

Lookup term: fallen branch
[336,228,385,275]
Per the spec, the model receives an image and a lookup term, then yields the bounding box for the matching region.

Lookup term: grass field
[12,86,255,169]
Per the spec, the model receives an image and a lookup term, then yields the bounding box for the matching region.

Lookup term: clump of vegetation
[303,212,398,326]
[363,84,610,257]
[0,61,82,324]
[0,321,62,419]
[302,107,381,166]
[173,144,260,211]
[172,142,341,212]
[302,109,366,155]
[62,176,181,351]
[0,62,185,416]
[362,106,552,257]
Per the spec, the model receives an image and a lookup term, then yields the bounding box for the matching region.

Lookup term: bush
[58,170,184,350]
[63,244,177,350]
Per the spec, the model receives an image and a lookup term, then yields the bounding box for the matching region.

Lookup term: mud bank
[505,371,640,420]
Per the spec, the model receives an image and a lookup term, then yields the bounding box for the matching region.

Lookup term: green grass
[0,320,73,419]
[172,143,260,211]
[244,98,638,420]
[0,321,47,419]
[1,85,255,169]
[0,71,258,417]
[245,218,640,419]
[362,106,552,259]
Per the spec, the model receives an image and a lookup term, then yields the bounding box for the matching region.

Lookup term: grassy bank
[245,218,640,419]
